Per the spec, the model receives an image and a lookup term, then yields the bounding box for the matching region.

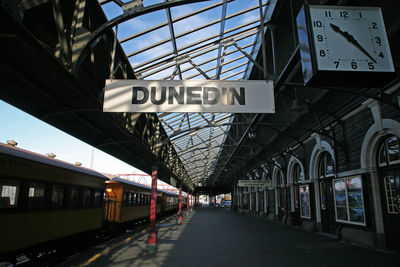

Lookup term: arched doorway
[377,135,400,249]
[318,151,337,233]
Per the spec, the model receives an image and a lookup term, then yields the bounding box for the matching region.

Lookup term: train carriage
[0,142,188,263]
[105,176,162,224]
[104,177,183,224]
[0,142,108,261]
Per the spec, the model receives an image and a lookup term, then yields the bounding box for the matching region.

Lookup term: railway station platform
[59,206,400,267]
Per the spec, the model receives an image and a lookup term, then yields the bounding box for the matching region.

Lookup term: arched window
[318,152,334,211]
[378,135,400,167]
[318,152,334,178]
[276,169,283,187]
[292,162,304,209]
[292,163,304,183]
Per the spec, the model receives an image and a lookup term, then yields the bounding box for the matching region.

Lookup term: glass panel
[295,185,299,208]
[82,189,92,208]
[171,1,216,19]
[68,186,79,207]
[347,177,365,223]
[347,177,363,208]
[384,176,398,214]
[299,165,304,182]
[318,156,324,178]
[276,170,281,186]
[326,154,334,176]
[378,143,387,166]
[300,185,311,218]
[28,182,45,208]
[336,207,348,221]
[386,136,400,163]
[51,184,64,207]
[334,180,347,207]
[94,190,101,207]
[123,192,128,206]
[293,164,299,183]
[320,182,326,210]
[132,193,136,206]
[118,10,167,40]
[128,193,133,206]
[334,180,348,221]
[0,179,19,208]
[349,208,365,223]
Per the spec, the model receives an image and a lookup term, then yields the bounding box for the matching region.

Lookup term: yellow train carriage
[0,142,108,259]
[105,177,162,224]
[161,191,180,213]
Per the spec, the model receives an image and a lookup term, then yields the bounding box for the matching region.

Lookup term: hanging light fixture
[247,128,257,139]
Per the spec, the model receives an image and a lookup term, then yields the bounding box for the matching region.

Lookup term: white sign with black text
[238,180,272,187]
[103,80,274,113]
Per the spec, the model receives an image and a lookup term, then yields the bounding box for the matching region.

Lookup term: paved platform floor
[60,207,400,267]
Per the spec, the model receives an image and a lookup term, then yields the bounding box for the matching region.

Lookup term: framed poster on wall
[300,185,311,219]
[333,176,365,225]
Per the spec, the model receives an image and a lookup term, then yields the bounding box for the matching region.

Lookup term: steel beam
[215,0,228,79]
[72,0,210,74]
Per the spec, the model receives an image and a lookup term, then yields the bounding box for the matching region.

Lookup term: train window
[132,193,136,206]
[130,193,134,206]
[68,186,80,207]
[28,182,45,208]
[140,194,144,206]
[82,188,92,208]
[51,184,65,207]
[94,190,102,207]
[146,195,150,205]
[0,179,19,208]
[123,192,128,206]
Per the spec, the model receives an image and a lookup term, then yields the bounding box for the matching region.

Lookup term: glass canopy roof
[99,0,274,186]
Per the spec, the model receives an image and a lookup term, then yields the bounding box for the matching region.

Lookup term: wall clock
[296,5,395,87]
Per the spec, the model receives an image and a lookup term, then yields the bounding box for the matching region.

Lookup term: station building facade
[233,0,400,251]
[235,90,400,250]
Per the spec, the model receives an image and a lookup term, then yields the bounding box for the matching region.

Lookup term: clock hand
[329,23,377,64]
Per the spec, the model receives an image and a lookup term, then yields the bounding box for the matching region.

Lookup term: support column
[242,188,244,208]
[275,188,279,216]
[177,187,183,224]
[264,189,268,215]
[290,184,295,212]
[187,193,190,216]
[147,165,158,254]
[191,195,193,211]
[249,186,253,211]
[256,190,259,213]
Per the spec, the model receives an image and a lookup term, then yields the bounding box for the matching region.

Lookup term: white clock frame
[296,4,395,87]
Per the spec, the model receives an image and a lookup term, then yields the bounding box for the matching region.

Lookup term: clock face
[309,5,394,72]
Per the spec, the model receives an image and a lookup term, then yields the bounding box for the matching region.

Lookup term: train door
[377,135,400,250]
[105,190,117,223]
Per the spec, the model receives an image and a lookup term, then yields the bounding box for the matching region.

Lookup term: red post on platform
[177,187,183,224]
[147,165,158,253]
[187,193,190,215]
